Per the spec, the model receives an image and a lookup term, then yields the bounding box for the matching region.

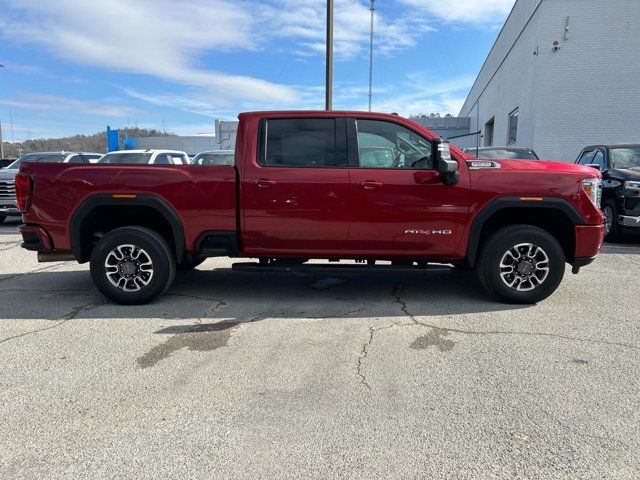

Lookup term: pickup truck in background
[575,144,640,241]
[16,111,604,305]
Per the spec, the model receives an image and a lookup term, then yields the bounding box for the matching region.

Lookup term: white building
[459,0,640,162]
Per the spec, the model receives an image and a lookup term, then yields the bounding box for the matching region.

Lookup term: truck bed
[22,163,237,254]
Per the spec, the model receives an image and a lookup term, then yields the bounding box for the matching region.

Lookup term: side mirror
[436,138,459,185]
[586,164,602,171]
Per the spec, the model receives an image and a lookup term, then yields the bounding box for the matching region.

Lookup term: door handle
[357,180,383,189]
[256,178,277,187]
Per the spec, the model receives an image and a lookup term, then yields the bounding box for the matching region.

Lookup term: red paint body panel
[575,225,605,258]
[21,163,236,252]
[20,110,604,265]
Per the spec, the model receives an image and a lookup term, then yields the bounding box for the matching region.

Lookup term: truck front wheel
[477,225,565,304]
[90,227,176,305]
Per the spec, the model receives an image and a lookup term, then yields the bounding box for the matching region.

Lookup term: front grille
[0,180,16,198]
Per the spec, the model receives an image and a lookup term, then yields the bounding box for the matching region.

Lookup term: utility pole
[368,0,376,112]
[325,0,334,110]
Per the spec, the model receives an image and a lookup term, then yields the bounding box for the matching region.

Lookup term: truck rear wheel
[90,227,175,305]
[477,225,565,304]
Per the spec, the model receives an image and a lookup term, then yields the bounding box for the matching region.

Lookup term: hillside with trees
[1,128,172,159]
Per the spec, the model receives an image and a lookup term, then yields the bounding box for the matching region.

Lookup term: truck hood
[609,167,640,181]
[0,168,18,181]
[490,159,600,176]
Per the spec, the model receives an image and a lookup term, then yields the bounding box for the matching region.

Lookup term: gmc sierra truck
[16,111,604,305]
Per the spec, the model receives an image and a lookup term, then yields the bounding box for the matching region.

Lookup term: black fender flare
[465,196,584,267]
[70,193,186,263]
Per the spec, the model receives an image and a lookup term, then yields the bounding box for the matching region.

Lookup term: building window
[508,108,518,145]
[484,117,495,147]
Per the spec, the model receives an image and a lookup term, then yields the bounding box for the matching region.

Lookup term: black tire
[177,257,206,271]
[90,227,176,305]
[0,215,7,224]
[603,200,625,243]
[477,225,565,304]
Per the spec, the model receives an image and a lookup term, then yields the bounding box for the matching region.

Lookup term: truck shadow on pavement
[0,266,529,321]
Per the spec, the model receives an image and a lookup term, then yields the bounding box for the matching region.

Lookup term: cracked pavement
[1,219,640,479]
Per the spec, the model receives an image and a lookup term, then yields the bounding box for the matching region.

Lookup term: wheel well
[472,207,576,265]
[75,205,178,263]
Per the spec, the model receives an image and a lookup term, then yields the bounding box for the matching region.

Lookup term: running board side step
[231,262,448,273]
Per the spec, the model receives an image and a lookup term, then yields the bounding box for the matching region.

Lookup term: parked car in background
[463,147,539,160]
[1,159,16,169]
[99,150,189,165]
[575,144,640,241]
[191,150,235,166]
[0,151,102,223]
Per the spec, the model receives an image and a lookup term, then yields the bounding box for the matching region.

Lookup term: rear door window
[259,118,345,168]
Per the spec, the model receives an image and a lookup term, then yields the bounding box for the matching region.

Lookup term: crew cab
[16,111,604,305]
[575,144,640,241]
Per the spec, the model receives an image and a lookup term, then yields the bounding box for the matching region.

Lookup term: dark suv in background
[576,145,640,241]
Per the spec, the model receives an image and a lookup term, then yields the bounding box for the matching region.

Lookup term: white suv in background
[98,150,190,165]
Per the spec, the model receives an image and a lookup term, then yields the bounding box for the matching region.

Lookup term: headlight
[582,178,601,208]
[624,180,640,190]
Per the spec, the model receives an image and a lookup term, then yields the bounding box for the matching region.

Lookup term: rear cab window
[258,118,347,168]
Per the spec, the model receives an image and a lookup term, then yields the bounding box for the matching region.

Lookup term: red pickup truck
[16,111,604,305]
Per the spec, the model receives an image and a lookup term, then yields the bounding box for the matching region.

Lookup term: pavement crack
[0,263,67,284]
[0,300,105,345]
[391,280,420,325]
[356,324,394,391]
[356,327,375,390]
[392,280,640,352]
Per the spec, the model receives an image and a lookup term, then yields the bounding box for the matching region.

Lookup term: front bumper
[619,214,640,229]
[0,203,20,217]
[574,224,605,259]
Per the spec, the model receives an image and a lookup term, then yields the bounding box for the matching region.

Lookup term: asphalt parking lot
[1,218,639,479]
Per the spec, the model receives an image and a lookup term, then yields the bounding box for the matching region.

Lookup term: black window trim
[346,117,437,171]
[256,117,348,169]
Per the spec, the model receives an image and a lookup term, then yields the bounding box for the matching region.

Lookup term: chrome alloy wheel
[603,206,613,236]
[104,244,154,292]
[499,243,550,292]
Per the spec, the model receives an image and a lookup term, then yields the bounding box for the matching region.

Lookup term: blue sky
[0,0,514,142]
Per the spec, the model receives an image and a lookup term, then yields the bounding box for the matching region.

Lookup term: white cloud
[0,0,298,104]
[0,94,140,118]
[398,0,514,25]
[257,0,432,60]
[0,0,432,107]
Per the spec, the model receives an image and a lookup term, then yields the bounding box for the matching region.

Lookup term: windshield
[610,147,640,169]
[7,153,68,169]
[99,152,153,164]
[192,153,235,166]
[473,149,538,160]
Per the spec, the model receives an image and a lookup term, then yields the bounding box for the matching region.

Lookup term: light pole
[325,0,334,110]
[368,0,375,112]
